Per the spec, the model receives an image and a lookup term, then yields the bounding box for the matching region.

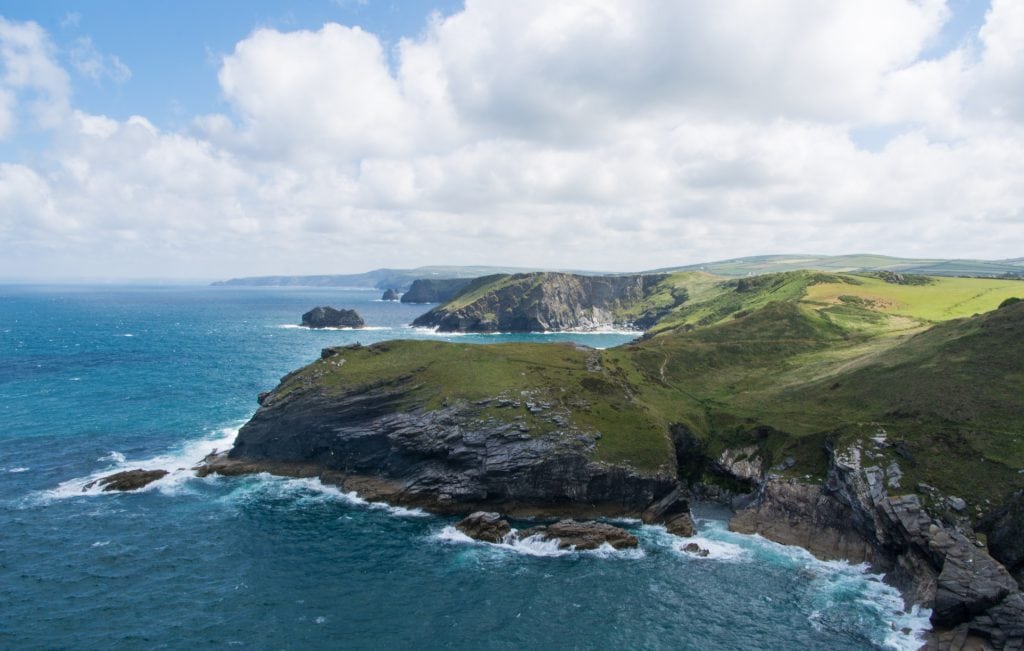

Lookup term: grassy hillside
[278,270,1024,512]
[654,254,1024,278]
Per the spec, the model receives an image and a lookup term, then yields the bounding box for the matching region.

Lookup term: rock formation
[453,512,639,550]
[400,278,473,304]
[300,306,365,329]
[85,469,168,492]
[381,289,400,301]
[728,443,1024,648]
[412,272,678,332]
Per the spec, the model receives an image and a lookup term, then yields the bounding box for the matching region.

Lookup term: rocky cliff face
[400,278,474,304]
[729,442,1024,648]
[216,354,680,517]
[412,272,672,332]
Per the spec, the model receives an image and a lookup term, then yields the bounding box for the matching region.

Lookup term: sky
[0,0,1021,280]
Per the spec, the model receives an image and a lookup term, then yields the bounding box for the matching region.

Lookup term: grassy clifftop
[275,270,1024,509]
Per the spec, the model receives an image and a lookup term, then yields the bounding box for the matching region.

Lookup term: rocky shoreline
[723,442,1024,650]
[90,443,1022,648]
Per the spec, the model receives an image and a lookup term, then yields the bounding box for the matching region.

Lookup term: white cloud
[69,36,132,83]
[1,3,1024,278]
[0,17,70,137]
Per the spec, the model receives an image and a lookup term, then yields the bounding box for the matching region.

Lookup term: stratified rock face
[400,278,473,304]
[226,377,677,515]
[300,306,365,329]
[518,520,639,550]
[412,272,671,333]
[381,289,400,301]
[729,444,1024,649]
[85,469,168,492]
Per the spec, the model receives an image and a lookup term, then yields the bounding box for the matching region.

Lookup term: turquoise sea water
[0,285,930,649]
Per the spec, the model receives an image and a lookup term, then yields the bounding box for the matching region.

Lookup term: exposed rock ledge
[454,511,639,550]
[729,443,1024,650]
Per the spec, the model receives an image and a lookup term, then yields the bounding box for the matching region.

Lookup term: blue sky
[1,1,1021,279]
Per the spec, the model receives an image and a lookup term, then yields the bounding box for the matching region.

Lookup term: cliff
[210,340,682,518]
[411,272,682,332]
[400,278,474,304]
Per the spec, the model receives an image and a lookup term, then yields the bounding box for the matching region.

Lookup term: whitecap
[676,517,931,649]
[278,324,389,331]
[38,423,242,502]
[91,541,110,547]
[7,467,29,473]
[98,451,126,464]
[217,475,428,518]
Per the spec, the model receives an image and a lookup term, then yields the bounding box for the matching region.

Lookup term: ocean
[0,284,930,649]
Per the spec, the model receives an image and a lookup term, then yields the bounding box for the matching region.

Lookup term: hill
[210,265,544,291]
[651,253,1024,278]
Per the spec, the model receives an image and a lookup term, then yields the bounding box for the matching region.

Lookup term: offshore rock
[729,443,1024,648]
[455,512,511,543]
[518,520,639,550]
[381,289,400,301]
[85,468,168,492]
[300,306,365,329]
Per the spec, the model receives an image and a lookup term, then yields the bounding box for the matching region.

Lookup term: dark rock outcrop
[400,278,473,304]
[381,289,400,301]
[456,512,512,543]
[978,490,1024,586]
[300,306,365,329]
[729,443,1024,648]
[518,520,639,550]
[412,272,675,333]
[219,377,678,517]
[682,542,710,557]
[85,469,168,492]
[641,485,696,537]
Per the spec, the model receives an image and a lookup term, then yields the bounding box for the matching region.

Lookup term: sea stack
[300,306,365,329]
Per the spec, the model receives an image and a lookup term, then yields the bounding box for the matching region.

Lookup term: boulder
[518,520,638,550]
[85,468,168,492]
[300,306,365,329]
[641,485,696,537]
[682,542,710,557]
[455,512,512,543]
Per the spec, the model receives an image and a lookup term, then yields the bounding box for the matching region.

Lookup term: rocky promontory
[411,272,681,332]
[300,306,365,329]
[400,278,473,304]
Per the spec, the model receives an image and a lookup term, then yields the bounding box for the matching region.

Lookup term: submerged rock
[682,542,709,557]
[518,520,638,550]
[85,468,168,492]
[455,512,511,543]
[300,306,365,329]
